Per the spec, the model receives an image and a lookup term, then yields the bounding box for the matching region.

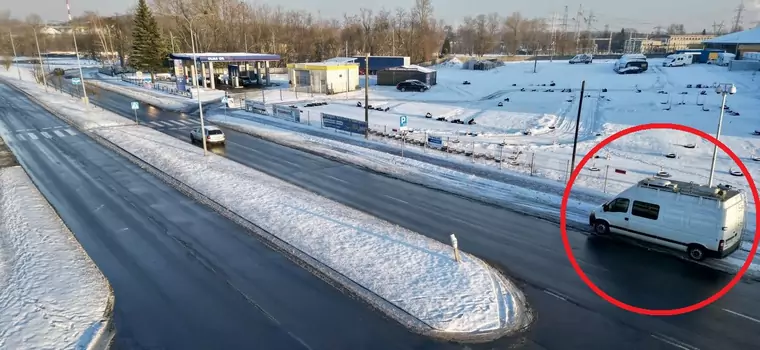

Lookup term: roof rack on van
[637,177,737,201]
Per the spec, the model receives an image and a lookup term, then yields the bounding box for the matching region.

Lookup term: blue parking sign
[400,115,408,127]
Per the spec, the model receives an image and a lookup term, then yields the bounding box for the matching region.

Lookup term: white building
[286,61,360,94]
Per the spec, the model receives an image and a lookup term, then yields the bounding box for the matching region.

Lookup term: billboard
[272,104,301,123]
[321,113,368,135]
[173,59,186,91]
[245,100,267,115]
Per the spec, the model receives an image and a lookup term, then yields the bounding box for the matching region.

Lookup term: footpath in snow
[0,67,533,341]
[0,164,113,349]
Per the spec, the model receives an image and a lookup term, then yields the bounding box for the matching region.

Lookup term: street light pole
[188,22,207,156]
[707,83,736,187]
[66,0,89,107]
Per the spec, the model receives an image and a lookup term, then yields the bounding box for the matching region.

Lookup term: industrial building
[376,65,437,86]
[286,61,360,94]
[703,27,760,56]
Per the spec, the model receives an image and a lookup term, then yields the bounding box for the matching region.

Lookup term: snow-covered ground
[0,65,532,338]
[0,166,112,349]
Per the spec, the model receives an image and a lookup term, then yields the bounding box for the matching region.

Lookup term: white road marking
[169,120,185,126]
[187,119,201,124]
[325,175,348,184]
[27,133,38,140]
[178,120,195,125]
[149,121,162,126]
[41,127,53,130]
[723,308,760,324]
[282,159,298,166]
[16,134,25,141]
[40,131,52,139]
[651,334,698,350]
[543,289,569,301]
[53,130,66,137]
[158,121,173,127]
[65,129,77,136]
[383,194,409,205]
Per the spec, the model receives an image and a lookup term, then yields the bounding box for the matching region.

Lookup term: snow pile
[438,57,463,68]
[92,125,529,334]
[0,166,111,349]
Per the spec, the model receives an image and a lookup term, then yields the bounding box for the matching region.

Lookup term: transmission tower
[654,26,663,35]
[732,1,745,32]
[573,5,583,53]
[585,10,596,52]
[713,21,725,35]
[560,6,569,39]
[605,24,613,54]
[549,13,558,59]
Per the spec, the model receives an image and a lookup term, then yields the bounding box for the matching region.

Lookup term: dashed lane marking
[26,133,38,140]
[53,130,66,137]
[722,309,760,324]
[40,131,52,139]
[650,334,699,350]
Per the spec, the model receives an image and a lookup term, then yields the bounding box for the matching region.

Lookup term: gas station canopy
[168,52,280,62]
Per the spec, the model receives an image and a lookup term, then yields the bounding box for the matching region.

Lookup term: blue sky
[5,0,749,33]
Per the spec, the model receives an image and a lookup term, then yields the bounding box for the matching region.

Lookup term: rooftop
[324,57,358,63]
[638,177,742,202]
[704,27,760,45]
[383,65,435,73]
[169,52,280,62]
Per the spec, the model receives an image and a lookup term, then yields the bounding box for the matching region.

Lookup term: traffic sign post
[221,96,228,117]
[400,115,408,128]
[131,101,139,125]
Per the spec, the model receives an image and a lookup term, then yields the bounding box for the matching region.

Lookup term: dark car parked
[396,79,430,92]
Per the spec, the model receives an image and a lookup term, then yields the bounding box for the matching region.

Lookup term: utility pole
[732,1,745,32]
[66,0,89,107]
[573,5,583,54]
[9,29,21,80]
[33,27,48,91]
[345,41,348,57]
[364,52,369,139]
[570,81,586,177]
[170,31,177,52]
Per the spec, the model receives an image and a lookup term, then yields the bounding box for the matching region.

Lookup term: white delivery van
[570,54,593,64]
[716,52,736,66]
[588,177,745,261]
[663,54,692,67]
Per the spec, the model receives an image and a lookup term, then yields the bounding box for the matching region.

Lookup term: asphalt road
[0,82,525,350]
[69,76,760,349]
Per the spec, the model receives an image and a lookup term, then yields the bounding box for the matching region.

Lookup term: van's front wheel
[687,245,706,261]
[593,220,610,235]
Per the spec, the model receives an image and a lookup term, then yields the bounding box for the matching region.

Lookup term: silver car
[190,125,225,145]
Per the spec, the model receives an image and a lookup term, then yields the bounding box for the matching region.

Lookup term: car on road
[190,125,225,145]
[589,177,745,261]
[396,79,430,92]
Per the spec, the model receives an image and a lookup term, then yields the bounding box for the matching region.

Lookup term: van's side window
[632,201,660,220]
[610,198,630,212]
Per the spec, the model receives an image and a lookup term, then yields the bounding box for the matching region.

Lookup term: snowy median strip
[0,73,533,340]
[0,166,113,350]
[91,124,532,338]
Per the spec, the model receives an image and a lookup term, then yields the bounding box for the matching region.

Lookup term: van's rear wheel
[687,245,706,261]
[593,220,609,235]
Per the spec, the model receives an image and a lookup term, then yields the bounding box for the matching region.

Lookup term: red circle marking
[560,122,760,316]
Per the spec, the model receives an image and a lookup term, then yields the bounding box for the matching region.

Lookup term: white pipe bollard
[450,234,461,263]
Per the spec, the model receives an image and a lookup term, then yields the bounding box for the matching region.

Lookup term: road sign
[71,78,81,85]
[221,96,228,103]
[135,71,143,79]
[400,115,408,128]
[131,102,139,110]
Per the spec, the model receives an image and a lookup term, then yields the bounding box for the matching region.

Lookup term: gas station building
[168,52,281,91]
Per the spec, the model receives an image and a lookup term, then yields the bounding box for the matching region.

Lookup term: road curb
[1,77,529,343]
